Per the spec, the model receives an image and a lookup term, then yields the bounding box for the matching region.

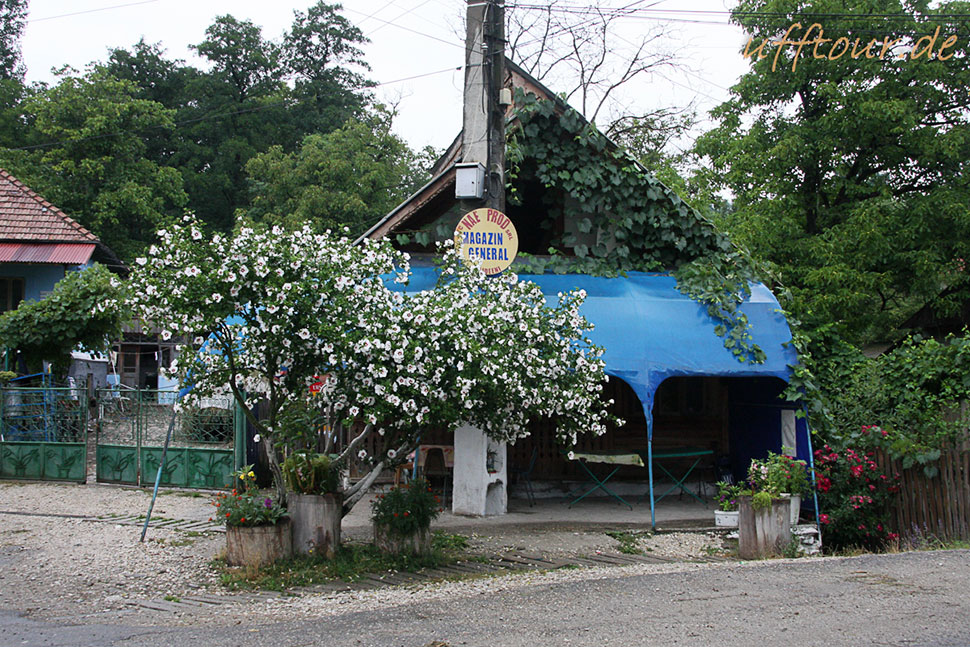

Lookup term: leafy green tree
[192,15,283,104]
[0,265,127,375]
[101,6,372,234]
[0,0,26,81]
[100,40,198,164]
[0,69,187,260]
[0,0,29,149]
[241,107,430,235]
[694,0,970,344]
[283,2,372,132]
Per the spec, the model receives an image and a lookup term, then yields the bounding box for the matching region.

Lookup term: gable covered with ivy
[363,59,806,500]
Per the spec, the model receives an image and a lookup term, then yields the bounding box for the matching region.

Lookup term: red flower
[819,514,830,525]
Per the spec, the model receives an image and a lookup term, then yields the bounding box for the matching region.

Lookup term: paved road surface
[4,550,968,647]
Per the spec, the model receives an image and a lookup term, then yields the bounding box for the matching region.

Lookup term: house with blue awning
[362,60,810,525]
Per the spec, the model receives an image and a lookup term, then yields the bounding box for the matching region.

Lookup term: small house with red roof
[0,169,122,312]
[0,169,126,384]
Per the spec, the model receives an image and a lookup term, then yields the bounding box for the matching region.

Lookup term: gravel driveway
[0,481,730,625]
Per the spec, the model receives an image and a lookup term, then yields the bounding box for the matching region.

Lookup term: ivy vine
[508,90,766,364]
[392,91,770,364]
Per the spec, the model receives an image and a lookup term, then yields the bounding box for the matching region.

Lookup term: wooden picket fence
[874,441,970,542]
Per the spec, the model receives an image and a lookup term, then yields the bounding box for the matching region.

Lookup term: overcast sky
[20,0,749,153]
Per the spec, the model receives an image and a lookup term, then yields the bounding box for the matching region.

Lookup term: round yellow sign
[453,208,518,276]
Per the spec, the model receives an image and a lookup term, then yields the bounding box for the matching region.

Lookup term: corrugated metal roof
[0,242,95,264]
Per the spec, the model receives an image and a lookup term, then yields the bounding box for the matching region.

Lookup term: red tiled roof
[0,242,96,264]
[0,169,99,243]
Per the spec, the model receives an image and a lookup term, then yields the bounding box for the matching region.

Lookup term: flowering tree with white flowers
[129,215,407,500]
[129,216,618,514]
[325,245,619,513]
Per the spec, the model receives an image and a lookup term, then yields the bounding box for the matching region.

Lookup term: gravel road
[3,480,968,647]
[0,481,721,624]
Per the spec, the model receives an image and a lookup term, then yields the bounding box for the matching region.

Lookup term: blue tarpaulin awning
[402,268,797,427]
[402,267,802,527]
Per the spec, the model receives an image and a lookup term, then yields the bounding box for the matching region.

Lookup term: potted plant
[749,451,810,525]
[714,481,743,527]
[371,478,442,555]
[214,465,290,567]
[738,457,792,559]
[282,450,341,558]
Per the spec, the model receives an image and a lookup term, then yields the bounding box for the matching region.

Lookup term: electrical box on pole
[459,0,505,213]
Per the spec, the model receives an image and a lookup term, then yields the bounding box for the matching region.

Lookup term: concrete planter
[225,519,292,567]
[373,523,432,555]
[784,494,802,526]
[738,496,791,559]
[714,509,739,528]
[289,492,342,559]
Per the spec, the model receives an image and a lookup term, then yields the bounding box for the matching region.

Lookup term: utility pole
[453,0,509,518]
[461,0,505,214]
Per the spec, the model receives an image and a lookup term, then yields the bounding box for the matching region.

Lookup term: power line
[366,0,438,38]
[30,0,162,23]
[356,0,403,28]
[509,4,970,19]
[343,5,467,51]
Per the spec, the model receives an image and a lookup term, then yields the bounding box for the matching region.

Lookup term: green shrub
[282,451,338,495]
[748,452,811,497]
[751,490,773,511]
[371,478,441,537]
[814,440,899,551]
[715,481,744,511]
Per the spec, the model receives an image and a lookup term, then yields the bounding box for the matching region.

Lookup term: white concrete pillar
[452,424,507,516]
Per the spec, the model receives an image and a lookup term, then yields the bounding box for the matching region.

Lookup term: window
[0,277,24,312]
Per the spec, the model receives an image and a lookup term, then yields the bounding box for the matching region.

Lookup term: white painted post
[452,424,507,516]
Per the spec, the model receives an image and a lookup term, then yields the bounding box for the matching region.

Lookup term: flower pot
[289,492,342,559]
[373,523,432,555]
[225,519,292,567]
[714,509,739,528]
[738,496,791,559]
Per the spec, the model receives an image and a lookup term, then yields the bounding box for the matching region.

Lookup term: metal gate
[0,382,88,482]
[96,388,240,488]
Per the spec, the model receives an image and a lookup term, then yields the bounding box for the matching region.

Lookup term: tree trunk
[262,436,286,506]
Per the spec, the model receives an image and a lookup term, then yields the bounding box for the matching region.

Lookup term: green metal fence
[95,389,239,488]
[0,384,88,483]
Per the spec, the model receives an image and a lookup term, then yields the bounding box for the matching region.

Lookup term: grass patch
[163,594,180,602]
[701,544,723,557]
[216,531,473,591]
[781,536,802,559]
[433,532,469,551]
[168,537,196,547]
[605,530,642,555]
